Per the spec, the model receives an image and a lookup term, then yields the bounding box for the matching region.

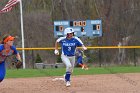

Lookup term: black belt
[65,55,75,57]
[0,61,4,64]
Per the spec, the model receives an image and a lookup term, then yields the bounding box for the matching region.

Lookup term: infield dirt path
[0,73,140,93]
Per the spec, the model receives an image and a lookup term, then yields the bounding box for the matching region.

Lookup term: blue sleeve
[56,37,65,43]
[58,38,64,45]
[59,40,62,44]
[0,44,4,52]
[74,38,83,47]
[11,45,18,55]
[76,40,83,47]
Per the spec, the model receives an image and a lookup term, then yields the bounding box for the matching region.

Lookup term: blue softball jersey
[57,37,83,56]
[0,44,18,81]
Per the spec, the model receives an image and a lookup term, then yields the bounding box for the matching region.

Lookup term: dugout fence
[13,46,140,69]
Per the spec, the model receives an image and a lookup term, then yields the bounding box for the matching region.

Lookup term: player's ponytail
[1,41,4,44]
[1,34,10,44]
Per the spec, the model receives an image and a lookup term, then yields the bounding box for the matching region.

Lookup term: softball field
[0,73,140,93]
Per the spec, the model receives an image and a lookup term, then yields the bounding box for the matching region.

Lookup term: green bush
[35,53,42,63]
[57,55,62,63]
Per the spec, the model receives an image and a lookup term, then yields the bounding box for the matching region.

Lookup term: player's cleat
[85,67,89,70]
[82,65,85,69]
[66,81,71,87]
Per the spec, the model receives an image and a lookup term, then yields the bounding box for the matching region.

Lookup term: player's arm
[54,37,65,55]
[12,46,23,69]
[74,36,83,44]
[15,53,22,69]
[82,45,87,50]
[12,46,22,61]
[16,53,22,62]
[81,50,86,58]
[55,41,59,50]
[75,37,87,50]
[54,41,59,55]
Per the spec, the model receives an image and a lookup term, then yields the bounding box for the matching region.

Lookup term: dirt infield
[0,73,140,93]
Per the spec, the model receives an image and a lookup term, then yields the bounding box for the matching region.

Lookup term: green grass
[6,66,140,78]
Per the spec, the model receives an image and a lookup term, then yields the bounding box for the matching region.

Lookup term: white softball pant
[61,54,75,73]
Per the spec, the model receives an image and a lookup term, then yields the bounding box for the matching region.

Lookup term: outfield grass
[6,66,140,78]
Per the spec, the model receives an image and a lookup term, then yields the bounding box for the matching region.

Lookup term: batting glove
[54,49,59,55]
[82,46,87,50]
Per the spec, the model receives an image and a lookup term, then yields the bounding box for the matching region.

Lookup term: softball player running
[75,49,88,70]
[54,27,87,87]
[0,35,22,83]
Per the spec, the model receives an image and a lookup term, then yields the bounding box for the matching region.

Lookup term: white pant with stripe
[61,54,75,73]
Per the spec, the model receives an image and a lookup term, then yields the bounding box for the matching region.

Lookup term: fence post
[99,48,102,67]
[134,48,136,67]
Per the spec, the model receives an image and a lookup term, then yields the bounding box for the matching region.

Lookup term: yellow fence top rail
[16,46,140,50]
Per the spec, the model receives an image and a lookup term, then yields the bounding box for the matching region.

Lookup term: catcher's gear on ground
[15,60,22,69]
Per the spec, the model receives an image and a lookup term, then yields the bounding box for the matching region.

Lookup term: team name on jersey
[63,43,76,46]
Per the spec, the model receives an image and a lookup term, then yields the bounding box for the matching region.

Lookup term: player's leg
[69,56,75,73]
[0,62,6,83]
[61,54,72,86]
[82,57,89,70]
[77,56,84,68]
[62,56,75,87]
[61,54,72,72]
[83,64,89,70]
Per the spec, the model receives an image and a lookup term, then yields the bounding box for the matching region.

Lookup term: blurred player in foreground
[54,27,87,87]
[0,35,22,83]
[75,49,88,70]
